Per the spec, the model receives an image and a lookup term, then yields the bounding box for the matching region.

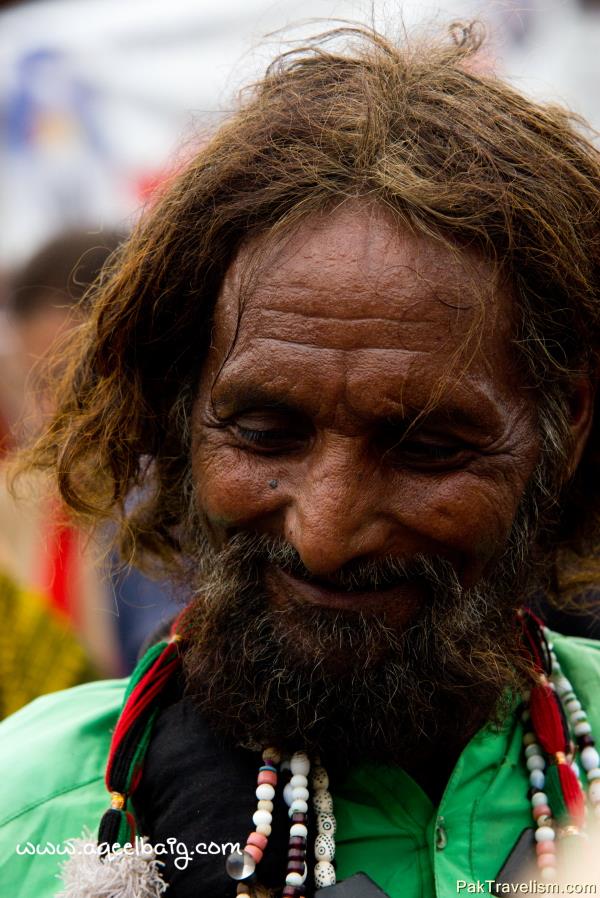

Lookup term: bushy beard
[178,489,545,771]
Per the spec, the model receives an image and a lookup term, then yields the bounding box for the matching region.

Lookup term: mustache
[219,532,462,595]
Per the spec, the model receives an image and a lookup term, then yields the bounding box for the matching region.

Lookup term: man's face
[182,203,546,762]
[192,203,540,627]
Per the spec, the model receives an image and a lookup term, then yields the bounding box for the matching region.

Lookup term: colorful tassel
[98,635,183,852]
[529,681,569,755]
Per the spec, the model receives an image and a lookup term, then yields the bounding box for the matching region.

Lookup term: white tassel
[56,834,168,898]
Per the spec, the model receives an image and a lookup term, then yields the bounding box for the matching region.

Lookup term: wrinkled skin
[186,202,593,793]
[193,203,541,611]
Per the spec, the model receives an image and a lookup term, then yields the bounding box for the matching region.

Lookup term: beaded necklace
[60,608,598,897]
[226,749,337,897]
[224,610,598,895]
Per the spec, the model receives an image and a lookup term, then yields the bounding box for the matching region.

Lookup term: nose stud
[268,479,279,489]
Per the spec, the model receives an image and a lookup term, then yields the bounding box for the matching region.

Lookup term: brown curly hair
[18,22,600,595]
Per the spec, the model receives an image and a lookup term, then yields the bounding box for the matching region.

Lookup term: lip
[265,564,422,613]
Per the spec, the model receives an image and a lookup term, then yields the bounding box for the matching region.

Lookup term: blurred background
[0,0,599,714]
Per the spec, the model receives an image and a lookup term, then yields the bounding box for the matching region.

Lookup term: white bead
[531,792,549,807]
[290,823,308,838]
[570,710,588,723]
[290,774,308,789]
[290,799,308,814]
[565,699,581,713]
[256,823,271,836]
[535,826,555,843]
[586,767,600,781]
[317,813,337,835]
[283,783,294,807]
[525,744,542,759]
[257,800,273,811]
[580,746,600,771]
[252,809,272,826]
[574,721,592,736]
[292,786,309,802]
[540,867,557,881]
[256,784,275,801]
[286,872,304,886]
[312,767,329,790]
[290,752,310,776]
[315,833,336,861]
[589,781,600,803]
[314,861,336,887]
[555,676,572,695]
[527,755,545,771]
[530,770,545,790]
[571,761,580,780]
[313,790,334,813]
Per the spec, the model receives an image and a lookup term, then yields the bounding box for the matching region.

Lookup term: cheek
[192,439,283,530]
[402,465,535,583]
[421,478,516,547]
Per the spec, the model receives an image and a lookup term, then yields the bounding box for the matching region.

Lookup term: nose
[282,435,405,575]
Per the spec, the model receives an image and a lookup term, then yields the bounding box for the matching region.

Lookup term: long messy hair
[18,21,600,597]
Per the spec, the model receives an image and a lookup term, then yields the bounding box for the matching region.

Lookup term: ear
[565,376,595,478]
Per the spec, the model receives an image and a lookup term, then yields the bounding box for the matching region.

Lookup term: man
[0,231,124,678]
[1,21,600,898]
[2,230,178,677]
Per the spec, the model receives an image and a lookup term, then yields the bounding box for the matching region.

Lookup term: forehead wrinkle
[250,336,439,354]
[239,276,482,323]
[255,306,454,325]
[212,210,514,405]
[234,303,468,354]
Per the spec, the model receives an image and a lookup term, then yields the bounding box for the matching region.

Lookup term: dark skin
[191,201,593,799]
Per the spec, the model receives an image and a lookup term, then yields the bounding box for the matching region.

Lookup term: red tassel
[558,763,586,828]
[105,641,181,793]
[106,642,180,789]
[125,811,137,839]
[529,682,569,754]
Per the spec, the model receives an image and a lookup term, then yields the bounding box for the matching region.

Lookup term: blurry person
[9,230,121,441]
[0,230,123,676]
[4,229,179,674]
[0,242,100,717]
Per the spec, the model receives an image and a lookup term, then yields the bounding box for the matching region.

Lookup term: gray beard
[178,488,545,769]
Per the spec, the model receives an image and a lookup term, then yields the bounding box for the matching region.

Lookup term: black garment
[134,681,314,897]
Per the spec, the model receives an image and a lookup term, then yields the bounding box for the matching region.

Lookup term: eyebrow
[211,382,500,434]
[212,385,305,418]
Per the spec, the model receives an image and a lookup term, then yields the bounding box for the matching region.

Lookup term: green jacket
[1,631,599,897]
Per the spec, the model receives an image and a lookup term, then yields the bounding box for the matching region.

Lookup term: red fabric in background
[42,501,79,625]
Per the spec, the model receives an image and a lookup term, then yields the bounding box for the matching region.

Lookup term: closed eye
[230,410,310,453]
[386,437,474,470]
[234,424,303,449]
